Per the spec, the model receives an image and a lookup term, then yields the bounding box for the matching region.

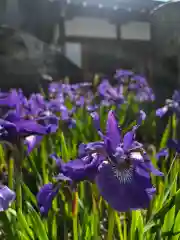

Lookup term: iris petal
[156,106,168,117]
[81,142,105,156]
[25,135,43,154]
[15,120,48,135]
[156,148,169,159]
[37,183,60,216]
[61,157,100,182]
[137,110,146,126]
[123,130,134,151]
[106,110,121,151]
[96,162,154,212]
[138,161,164,177]
[0,185,16,211]
[91,112,101,131]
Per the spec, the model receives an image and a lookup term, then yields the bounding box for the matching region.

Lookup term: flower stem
[41,141,48,184]
[73,214,78,240]
[8,157,15,209]
[92,194,99,239]
[123,214,127,240]
[107,206,115,240]
[8,158,14,190]
[51,198,58,240]
[72,191,78,240]
[16,169,22,211]
[115,213,124,240]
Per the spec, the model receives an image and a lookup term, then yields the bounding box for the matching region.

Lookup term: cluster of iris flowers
[37,110,163,216]
[0,69,177,216]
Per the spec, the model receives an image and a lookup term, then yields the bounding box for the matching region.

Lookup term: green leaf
[173,211,180,234]
[17,210,34,239]
[60,132,69,161]
[144,220,156,234]
[160,118,171,149]
[28,205,49,240]
[162,206,175,233]
[0,211,16,239]
[152,189,180,222]
[131,211,144,240]
[18,231,31,240]
[22,183,37,206]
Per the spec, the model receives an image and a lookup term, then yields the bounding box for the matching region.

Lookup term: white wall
[120,21,151,41]
[65,42,82,67]
[65,17,151,41]
[65,17,116,39]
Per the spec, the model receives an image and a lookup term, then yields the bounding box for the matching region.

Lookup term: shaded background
[0,0,180,101]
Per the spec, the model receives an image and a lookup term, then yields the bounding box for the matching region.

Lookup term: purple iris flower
[98,79,124,105]
[48,82,62,96]
[23,111,59,154]
[48,96,74,128]
[52,153,103,183]
[156,90,180,118]
[114,69,134,83]
[37,183,60,216]
[86,104,99,113]
[0,113,47,141]
[26,94,47,116]
[48,99,65,113]
[0,111,50,155]
[37,153,104,216]
[135,87,155,102]
[90,110,163,212]
[75,96,85,107]
[0,185,16,211]
[58,106,76,129]
[128,75,155,102]
[0,89,21,108]
[37,111,59,133]
[0,90,59,154]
